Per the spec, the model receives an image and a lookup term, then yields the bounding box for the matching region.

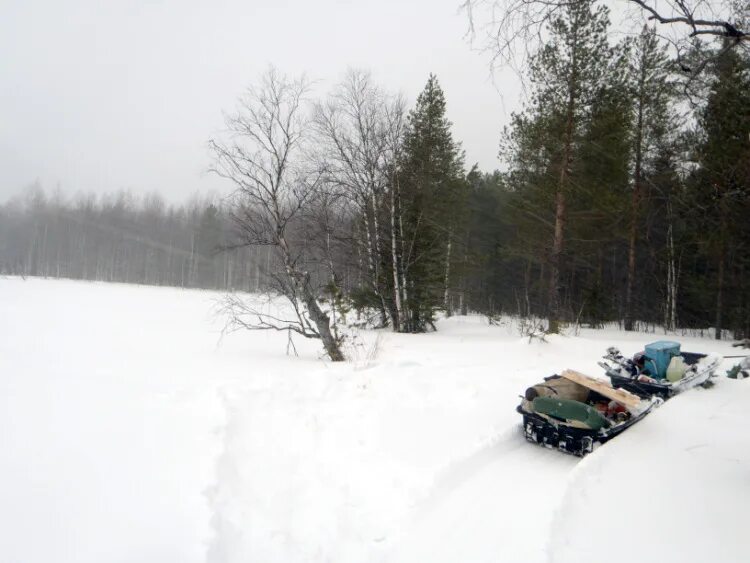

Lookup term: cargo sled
[600,341,722,399]
[518,369,660,457]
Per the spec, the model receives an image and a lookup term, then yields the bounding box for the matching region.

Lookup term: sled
[517,371,660,457]
[600,342,722,399]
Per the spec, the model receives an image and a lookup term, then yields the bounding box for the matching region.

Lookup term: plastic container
[666,356,688,382]
[644,341,681,380]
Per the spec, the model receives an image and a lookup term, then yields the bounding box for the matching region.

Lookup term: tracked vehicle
[518,369,660,456]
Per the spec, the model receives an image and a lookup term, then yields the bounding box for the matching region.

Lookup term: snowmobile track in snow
[384,425,579,563]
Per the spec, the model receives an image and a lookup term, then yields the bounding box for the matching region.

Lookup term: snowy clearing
[0,277,745,563]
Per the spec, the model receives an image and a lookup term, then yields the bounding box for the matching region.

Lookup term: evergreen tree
[463,170,525,316]
[506,0,613,331]
[195,203,223,287]
[397,74,466,331]
[692,44,750,338]
[622,27,677,330]
[569,66,632,326]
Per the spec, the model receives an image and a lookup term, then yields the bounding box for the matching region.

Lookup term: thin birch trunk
[362,206,388,327]
[398,196,411,332]
[390,183,403,331]
[278,234,344,361]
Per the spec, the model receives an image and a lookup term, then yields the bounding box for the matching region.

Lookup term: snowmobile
[599,341,722,399]
[517,369,660,457]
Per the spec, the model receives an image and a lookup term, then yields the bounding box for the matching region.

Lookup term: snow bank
[549,379,750,563]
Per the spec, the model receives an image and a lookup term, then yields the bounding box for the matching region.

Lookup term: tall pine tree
[623,26,677,330]
[397,75,466,332]
[506,0,613,331]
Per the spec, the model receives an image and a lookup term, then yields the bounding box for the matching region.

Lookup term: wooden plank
[560,369,643,411]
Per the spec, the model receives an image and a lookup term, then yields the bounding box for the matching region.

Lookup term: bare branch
[208,67,346,361]
[462,0,749,79]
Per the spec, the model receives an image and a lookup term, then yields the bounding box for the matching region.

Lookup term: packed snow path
[205,321,593,562]
[0,277,744,563]
[384,430,577,563]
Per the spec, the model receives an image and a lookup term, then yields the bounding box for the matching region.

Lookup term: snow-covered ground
[0,277,746,563]
[550,378,750,563]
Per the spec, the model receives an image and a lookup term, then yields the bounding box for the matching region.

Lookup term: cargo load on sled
[517,369,660,457]
[599,341,722,399]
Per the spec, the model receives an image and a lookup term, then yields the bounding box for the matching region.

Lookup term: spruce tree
[397,74,465,331]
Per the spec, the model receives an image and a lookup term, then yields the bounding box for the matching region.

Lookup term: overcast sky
[0,0,523,203]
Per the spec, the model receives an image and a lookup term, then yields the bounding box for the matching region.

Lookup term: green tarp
[532,396,610,430]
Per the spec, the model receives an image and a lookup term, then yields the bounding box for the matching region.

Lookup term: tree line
[487,0,750,340]
[0,188,272,292]
[2,0,748,360]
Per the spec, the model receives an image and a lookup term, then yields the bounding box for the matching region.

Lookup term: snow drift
[549,379,750,563]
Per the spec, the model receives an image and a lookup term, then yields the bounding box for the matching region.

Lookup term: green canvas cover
[532,396,610,430]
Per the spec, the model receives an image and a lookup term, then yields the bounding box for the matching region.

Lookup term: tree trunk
[548,28,578,334]
[665,201,678,331]
[362,210,388,327]
[715,243,725,341]
[303,290,344,361]
[625,60,648,332]
[398,194,411,332]
[369,192,390,327]
[714,185,730,341]
[459,227,469,316]
[443,230,453,316]
[280,234,344,361]
[548,186,566,334]
[390,182,404,331]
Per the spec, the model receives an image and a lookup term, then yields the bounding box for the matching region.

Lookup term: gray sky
[0,0,521,203]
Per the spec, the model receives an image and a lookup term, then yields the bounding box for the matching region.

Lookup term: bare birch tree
[209,68,345,361]
[314,70,407,329]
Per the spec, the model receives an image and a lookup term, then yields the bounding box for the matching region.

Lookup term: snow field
[0,278,234,563]
[0,277,745,563]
